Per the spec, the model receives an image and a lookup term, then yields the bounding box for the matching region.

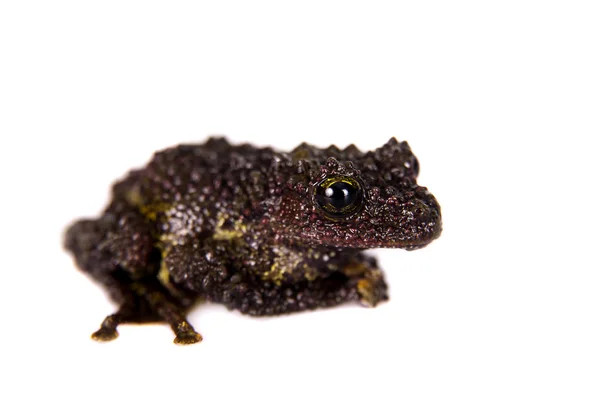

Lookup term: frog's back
[109,137,284,238]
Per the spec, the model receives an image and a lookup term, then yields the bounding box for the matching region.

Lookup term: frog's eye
[315,177,363,217]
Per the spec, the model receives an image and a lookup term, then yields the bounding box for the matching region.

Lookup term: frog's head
[275,138,442,249]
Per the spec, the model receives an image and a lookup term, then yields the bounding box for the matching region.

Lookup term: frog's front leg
[221,250,389,316]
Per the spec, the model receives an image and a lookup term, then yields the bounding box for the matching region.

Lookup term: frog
[64,137,442,344]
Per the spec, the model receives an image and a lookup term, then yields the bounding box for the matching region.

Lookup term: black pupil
[316,181,359,211]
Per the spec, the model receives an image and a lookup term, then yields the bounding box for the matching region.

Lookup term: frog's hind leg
[64,206,201,345]
[90,281,144,342]
[129,278,202,345]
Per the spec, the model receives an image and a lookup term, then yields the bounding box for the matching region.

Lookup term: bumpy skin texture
[64,137,442,344]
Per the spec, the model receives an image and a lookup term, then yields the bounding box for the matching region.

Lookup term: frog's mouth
[351,231,442,250]
[294,214,442,250]
[342,229,441,250]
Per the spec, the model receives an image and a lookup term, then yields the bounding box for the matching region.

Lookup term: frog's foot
[90,304,143,342]
[134,281,202,345]
[91,314,120,342]
[172,321,203,345]
[343,258,389,307]
[356,269,388,307]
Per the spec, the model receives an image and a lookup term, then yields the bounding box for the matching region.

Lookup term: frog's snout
[413,196,442,241]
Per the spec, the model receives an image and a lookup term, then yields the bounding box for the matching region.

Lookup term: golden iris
[315,176,362,217]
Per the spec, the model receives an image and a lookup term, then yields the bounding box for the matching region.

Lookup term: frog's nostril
[411,198,442,234]
[411,200,430,219]
[418,197,442,239]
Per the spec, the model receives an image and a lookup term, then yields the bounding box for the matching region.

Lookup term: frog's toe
[172,321,203,345]
[357,275,389,308]
[174,331,203,345]
[91,327,119,342]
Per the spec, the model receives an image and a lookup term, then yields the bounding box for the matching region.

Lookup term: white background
[1,1,599,399]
